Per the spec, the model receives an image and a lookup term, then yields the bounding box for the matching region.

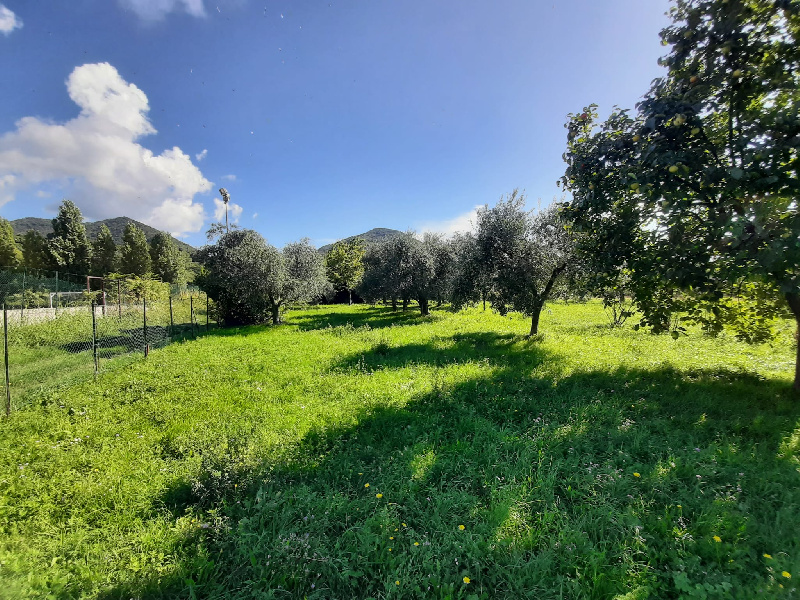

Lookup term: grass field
[0,302,798,599]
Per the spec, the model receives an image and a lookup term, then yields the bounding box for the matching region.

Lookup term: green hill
[318,228,403,254]
[10,216,195,254]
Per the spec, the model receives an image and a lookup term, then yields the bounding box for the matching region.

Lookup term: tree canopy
[48,200,91,276]
[325,238,366,304]
[0,218,21,267]
[561,0,800,385]
[119,223,152,277]
[91,224,117,276]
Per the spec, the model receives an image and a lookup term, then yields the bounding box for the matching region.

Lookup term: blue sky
[0,0,671,248]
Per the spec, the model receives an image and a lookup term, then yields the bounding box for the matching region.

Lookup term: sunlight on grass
[0,302,797,598]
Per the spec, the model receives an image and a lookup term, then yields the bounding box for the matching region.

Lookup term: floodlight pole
[219,188,230,233]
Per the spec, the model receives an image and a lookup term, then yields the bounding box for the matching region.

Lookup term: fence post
[55,271,59,315]
[117,280,122,320]
[143,296,149,357]
[91,301,99,378]
[190,296,195,339]
[169,296,174,339]
[3,303,10,417]
[206,295,209,333]
[20,271,25,322]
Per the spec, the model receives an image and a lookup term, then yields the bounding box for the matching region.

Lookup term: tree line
[0,200,193,284]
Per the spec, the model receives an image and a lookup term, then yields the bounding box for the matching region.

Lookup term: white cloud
[220,174,236,181]
[417,205,481,237]
[0,5,22,35]
[252,212,258,219]
[213,197,243,222]
[0,62,212,237]
[119,0,205,21]
[195,148,207,161]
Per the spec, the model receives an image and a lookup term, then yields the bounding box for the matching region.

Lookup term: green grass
[0,302,798,599]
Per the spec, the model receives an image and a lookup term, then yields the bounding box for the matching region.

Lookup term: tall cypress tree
[92,224,117,276]
[21,231,50,270]
[0,218,21,267]
[149,232,187,284]
[48,200,92,276]
[119,222,152,276]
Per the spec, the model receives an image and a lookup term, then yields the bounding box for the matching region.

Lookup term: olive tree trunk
[527,262,567,337]
[271,302,281,325]
[419,297,429,316]
[785,292,800,391]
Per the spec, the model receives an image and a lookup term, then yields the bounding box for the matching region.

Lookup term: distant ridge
[318,228,404,254]
[10,216,195,254]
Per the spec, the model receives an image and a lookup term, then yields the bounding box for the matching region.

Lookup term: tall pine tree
[48,200,92,276]
[21,231,50,270]
[92,224,117,276]
[119,222,152,276]
[149,232,188,284]
[0,218,21,267]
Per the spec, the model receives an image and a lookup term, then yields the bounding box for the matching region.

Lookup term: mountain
[318,228,404,254]
[10,216,196,254]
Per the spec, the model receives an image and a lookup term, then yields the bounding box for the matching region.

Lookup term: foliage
[561,0,800,382]
[461,191,576,335]
[119,222,152,277]
[20,230,51,270]
[325,238,366,304]
[197,231,327,325]
[149,232,189,285]
[0,303,796,599]
[91,224,117,276]
[358,233,452,315]
[0,217,22,267]
[47,200,92,276]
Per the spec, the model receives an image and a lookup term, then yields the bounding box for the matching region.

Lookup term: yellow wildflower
[388,548,392,552]
[376,493,383,498]
[763,553,772,559]
[459,525,465,530]
[414,542,419,546]
[713,536,722,543]
[395,580,400,585]
[782,572,791,579]
[463,576,471,584]
[633,472,641,478]
[364,483,369,488]
[402,522,407,527]
[389,536,394,540]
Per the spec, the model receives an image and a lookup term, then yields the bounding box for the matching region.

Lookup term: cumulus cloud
[119,0,205,21]
[0,5,22,35]
[417,205,481,237]
[0,62,212,236]
[213,197,243,222]
[195,148,207,161]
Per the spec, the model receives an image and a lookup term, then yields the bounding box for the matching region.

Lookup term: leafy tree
[358,232,451,316]
[48,200,91,275]
[561,0,800,385]
[91,224,117,276]
[325,238,366,304]
[21,231,50,270]
[119,223,152,276]
[149,232,188,284]
[0,218,21,267]
[197,231,327,325]
[457,191,575,336]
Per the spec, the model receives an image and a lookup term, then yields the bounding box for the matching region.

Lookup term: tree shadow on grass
[289,305,444,332]
[93,336,800,599]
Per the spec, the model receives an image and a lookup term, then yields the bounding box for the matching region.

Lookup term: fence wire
[1,268,216,413]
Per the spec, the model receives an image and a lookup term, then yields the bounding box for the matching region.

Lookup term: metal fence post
[91,301,99,377]
[143,296,149,357]
[20,271,25,321]
[169,296,174,339]
[206,295,209,333]
[3,303,10,417]
[190,296,195,339]
[55,271,59,315]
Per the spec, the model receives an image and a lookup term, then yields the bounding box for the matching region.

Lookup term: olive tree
[197,231,327,325]
[561,0,800,386]
[462,191,575,336]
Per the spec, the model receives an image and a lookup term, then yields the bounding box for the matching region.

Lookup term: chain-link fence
[1,268,217,414]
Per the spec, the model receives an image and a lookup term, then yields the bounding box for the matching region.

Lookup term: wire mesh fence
[1,268,217,414]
